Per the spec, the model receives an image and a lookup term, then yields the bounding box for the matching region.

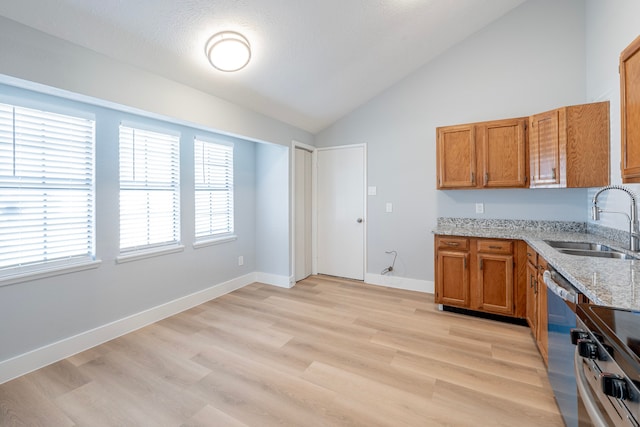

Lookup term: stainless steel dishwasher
[543,267,594,427]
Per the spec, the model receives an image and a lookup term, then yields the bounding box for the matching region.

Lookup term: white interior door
[294,147,312,282]
[316,145,365,280]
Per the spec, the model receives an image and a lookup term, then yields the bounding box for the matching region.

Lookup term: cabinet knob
[356,218,363,223]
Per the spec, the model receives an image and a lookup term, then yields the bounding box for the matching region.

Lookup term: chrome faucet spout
[592,185,640,251]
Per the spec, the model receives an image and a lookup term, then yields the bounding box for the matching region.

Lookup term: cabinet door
[476,253,514,315]
[436,125,476,188]
[525,261,538,331]
[621,35,640,182]
[529,110,561,187]
[480,119,527,188]
[436,250,470,307]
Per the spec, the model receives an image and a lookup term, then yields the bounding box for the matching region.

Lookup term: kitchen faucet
[591,185,640,251]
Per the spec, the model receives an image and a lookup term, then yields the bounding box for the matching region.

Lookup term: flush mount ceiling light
[205,31,251,72]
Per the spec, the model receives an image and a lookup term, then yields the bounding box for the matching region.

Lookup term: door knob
[356,218,363,223]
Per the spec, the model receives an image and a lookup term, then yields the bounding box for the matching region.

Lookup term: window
[194,139,234,240]
[119,125,180,253]
[0,102,95,275]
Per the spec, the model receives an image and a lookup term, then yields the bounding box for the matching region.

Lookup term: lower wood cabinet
[536,256,549,364]
[435,235,557,364]
[524,244,548,365]
[435,236,525,318]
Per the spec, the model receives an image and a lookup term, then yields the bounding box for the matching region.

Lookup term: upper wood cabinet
[436,118,527,189]
[621,35,640,183]
[436,124,476,188]
[529,101,610,188]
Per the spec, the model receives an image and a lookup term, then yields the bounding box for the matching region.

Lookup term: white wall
[585,0,640,234]
[315,0,588,284]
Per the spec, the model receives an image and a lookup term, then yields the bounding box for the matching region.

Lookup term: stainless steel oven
[545,268,640,426]
[573,305,640,427]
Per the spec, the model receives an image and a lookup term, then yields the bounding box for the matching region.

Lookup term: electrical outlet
[475,203,484,214]
[386,202,393,213]
[238,255,244,266]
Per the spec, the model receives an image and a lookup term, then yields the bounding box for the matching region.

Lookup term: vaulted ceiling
[0,0,526,133]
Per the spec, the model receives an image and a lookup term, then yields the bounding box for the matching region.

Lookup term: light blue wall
[0,83,258,362]
[0,16,313,148]
[0,14,311,367]
[316,0,588,283]
[255,143,291,281]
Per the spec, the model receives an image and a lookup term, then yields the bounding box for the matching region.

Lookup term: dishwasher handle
[543,270,578,304]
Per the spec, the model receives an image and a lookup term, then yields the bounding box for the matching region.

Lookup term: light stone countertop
[433,220,640,311]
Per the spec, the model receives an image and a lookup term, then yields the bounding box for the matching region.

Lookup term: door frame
[314,143,367,280]
[291,142,368,282]
[291,140,318,282]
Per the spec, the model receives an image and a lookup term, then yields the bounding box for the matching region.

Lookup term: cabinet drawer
[436,236,469,250]
[477,239,513,254]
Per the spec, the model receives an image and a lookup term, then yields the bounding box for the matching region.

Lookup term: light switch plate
[368,186,377,196]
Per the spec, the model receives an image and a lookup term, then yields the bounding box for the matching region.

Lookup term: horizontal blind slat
[119,125,180,251]
[0,102,95,273]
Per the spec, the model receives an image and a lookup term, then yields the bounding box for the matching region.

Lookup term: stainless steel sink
[556,248,637,260]
[544,240,614,251]
[543,240,637,260]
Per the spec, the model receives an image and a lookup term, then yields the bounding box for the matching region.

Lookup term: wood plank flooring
[0,275,564,426]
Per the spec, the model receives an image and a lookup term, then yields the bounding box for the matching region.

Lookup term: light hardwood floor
[0,275,564,426]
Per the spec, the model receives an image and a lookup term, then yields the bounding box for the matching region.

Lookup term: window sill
[116,245,185,264]
[0,260,102,287]
[193,234,237,249]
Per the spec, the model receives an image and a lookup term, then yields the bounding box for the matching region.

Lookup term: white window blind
[0,102,95,274]
[194,139,234,239]
[119,125,180,252]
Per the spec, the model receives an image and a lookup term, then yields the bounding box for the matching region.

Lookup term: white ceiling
[0,0,526,133]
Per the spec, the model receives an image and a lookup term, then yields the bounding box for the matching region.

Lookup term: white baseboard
[364,273,434,294]
[0,273,256,385]
[255,272,295,288]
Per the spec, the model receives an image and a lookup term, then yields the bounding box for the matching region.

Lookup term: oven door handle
[543,270,577,303]
[574,347,609,427]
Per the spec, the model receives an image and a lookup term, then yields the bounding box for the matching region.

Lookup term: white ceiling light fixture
[205,31,251,72]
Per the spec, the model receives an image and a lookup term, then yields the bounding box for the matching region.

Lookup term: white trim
[291,140,317,282]
[116,244,185,264]
[364,273,434,294]
[255,272,295,288]
[0,273,255,384]
[193,234,237,249]
[0,260,102,287]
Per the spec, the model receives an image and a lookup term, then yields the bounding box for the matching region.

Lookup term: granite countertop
[433,218,640,311]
